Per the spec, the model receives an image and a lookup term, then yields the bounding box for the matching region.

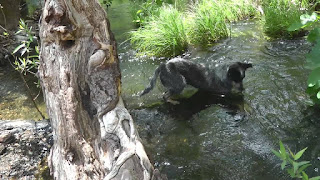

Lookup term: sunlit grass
[262,0,308,38]
[130,5,188,57]
[186,0,258,46]
[130,0,259,57]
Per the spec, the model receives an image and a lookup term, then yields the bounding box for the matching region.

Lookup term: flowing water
[108,1,320,180]
[0,1,319,179]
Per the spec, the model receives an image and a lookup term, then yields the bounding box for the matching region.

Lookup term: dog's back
[140,58,252,102]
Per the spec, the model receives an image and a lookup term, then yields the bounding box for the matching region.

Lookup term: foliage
[11,19,45,119]
[99,0,113,8]
[25,0,41,16]
[272,141,320,180]
[12,19,39,76]
[262,0,308,38]
[130,5,188,57]
[288,12,320,105]
[186,0,257,46]
[130,0,258,57]
[130,0,187,26]
[186,0,229,46]
[131,0,163,26]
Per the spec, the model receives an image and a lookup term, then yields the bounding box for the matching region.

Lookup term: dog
[140,58,252,104]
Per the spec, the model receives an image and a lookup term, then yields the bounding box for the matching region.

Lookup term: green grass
[262,0,308,38]
[130,0,258,57]
[130,5,188,57]
[187,0,257,46]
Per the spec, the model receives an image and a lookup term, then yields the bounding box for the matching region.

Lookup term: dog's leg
[163,90,180,105]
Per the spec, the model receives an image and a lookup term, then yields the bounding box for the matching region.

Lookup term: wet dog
[140,58,252,104]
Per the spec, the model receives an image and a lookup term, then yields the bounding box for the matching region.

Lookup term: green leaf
[309,176,320,180]
[302,171,309,180]
[272,149,282,158]
[20,47,27,56]
[35,46,39,54]
[307,28,320,43]
[306,43,320,70]
[28,55,38,59]
[293,161,299,174]
[19,19,26,29]
[294,147,308,160]
[297,164,312,175]
[287,168,296,178]
[317,91,320,99]
[281,160,287,170]
[12,44,25,54]
[297,161,310,167]
[15,30,22,35]
[308,68,320,86]
[289,148,295,158]
[279,141,286,159]
[288,22,304,31]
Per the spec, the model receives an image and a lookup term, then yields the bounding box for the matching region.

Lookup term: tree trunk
[39,0,162,179]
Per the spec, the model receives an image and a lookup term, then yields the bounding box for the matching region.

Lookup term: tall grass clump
[130,5,188,57]
[131,0,190,26]
[186,0,258,46]
[186,0,229,46]
[262,0,308,38]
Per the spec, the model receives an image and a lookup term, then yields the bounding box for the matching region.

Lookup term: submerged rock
[0,119,53,179]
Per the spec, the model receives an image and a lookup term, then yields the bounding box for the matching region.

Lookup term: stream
[109,1,320,180]
[0,0,319,179]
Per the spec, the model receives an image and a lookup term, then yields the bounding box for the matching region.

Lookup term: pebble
[0,132,15,144]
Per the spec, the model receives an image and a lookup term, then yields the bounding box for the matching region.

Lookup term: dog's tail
[140,64,164,96]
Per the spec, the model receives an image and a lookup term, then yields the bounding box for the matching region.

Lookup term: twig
[0,4,7,29]
[33,88,41,101]
[0,24,6,31]
[19,72,45,119]
[6,57,45,119]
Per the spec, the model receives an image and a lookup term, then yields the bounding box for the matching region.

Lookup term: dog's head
[227,62,252,93]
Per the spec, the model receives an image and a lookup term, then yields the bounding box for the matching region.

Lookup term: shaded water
[0,67,47,120]
[108,2,320,180]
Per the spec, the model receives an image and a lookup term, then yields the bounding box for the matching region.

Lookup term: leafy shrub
[186,0,257,46]
[130,0,258,57]
[262,0,308,38]
[11,19,45,119]
[131,0,162,26]
[131,0,188,26]
[13,19,39,76]
[186,0,229,46]
[130,5,188,57]
[288,12,320,105]
[272,141,320,180]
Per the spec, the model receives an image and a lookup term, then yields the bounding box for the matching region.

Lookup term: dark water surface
[108,2,320,180]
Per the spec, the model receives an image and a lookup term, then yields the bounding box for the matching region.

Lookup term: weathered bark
[39,0,160,179]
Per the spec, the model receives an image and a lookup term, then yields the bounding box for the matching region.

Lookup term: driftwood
[39,0,163,179]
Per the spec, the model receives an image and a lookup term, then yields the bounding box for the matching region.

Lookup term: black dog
[140,58,252,104]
